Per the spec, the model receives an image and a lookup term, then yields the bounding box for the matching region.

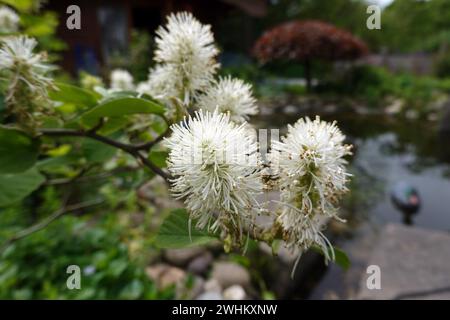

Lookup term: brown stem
[133,127,170,151]
[250,219,283,244]
[40,128,135,152]
[0,198,104,253]
[43,166,138,186]
[130,149,171,181]
[304,59,312,92]
[39,128,172,183]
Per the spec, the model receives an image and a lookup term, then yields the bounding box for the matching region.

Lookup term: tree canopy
[253,20,368,63]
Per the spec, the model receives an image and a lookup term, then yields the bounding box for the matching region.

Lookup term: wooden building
[44,0,268,75]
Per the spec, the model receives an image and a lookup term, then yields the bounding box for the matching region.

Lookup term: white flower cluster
[110,69,134,91]
[105,12,220,109]
[165,110,262,236]
[80,72,103,91]
[152,11,219,104]
[270,117,352,261]
[0,35,54,130]
[197,77,258,124]
[155,12,352,263]
[0,9,352,267]
[0,6,19,33]
[138,65,178,101]
[0,36,53,100]
[85,11,352,265]
[135,11,258,124]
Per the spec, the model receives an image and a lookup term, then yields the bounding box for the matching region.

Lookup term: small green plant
[0,215,174,299]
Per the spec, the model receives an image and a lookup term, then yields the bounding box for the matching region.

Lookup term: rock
[196,291,223,300]
[385,100,402,115]
[260,105,273,116]
[323,104,337,114]
[164,247,204,266]
[439,99,450,133]
[283,105,297,114]
[204,279,222,293]
[159,267,186,289]
[223,285,246,300]
[357,224,450,300]
[427,112,438,122]
[259,242,298,264]
[405,109,418,120]
[211,262,251,288]
[146,263,186,289]
[146,263,167,280]
[190,276,206,299]
[187,251,213,274]
[309,223,379,299]
[177,276,205,299]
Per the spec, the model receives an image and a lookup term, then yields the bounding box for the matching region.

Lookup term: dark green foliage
[0,216,174,299]
[318,65,447,110]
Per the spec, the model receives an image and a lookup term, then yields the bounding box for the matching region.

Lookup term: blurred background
[1,0,450,299]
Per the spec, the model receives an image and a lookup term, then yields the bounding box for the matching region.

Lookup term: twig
[43,166,138,186]
[40,128,136,152]
[39,128,172,183]
[131,149,171,181]
[134,127,170,151]
[0,198,104,253]
[87,118,105,133]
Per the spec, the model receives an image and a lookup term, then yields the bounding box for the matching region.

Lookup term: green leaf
[154,209,218,249]
[271,239,281,256]
[81,139,117,163]
[97,117,129,135]
[0,93,5,120]
[80,97,165,128]
[0,126,39,174]
[0,93,6,112]
[0,0,34,12]
[333,246,351,271]
[36,154,78,171]
[119,279,144,300]
[46,144,71,157]
[148,150,168,168]
[0,168,45,207]
[102,90,138,100]
[22,12,59,37]
[49,82,100,109]
[150,119,168,135]
[312,245,350,271]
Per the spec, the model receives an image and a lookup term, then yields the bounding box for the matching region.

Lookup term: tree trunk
[304,59,312,92]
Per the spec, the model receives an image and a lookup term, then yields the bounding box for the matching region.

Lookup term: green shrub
[219,62,264,84]
[434,53,450,78]
[317,65,446,110]
[0,216,174,299]
[281,83,307,96]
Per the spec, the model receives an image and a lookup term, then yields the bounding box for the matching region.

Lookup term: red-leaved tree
[253,20,369,91]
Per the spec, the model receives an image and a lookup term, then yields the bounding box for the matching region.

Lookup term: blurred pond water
[254,112,450,231]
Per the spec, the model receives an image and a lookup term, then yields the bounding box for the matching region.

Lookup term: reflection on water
[354,132,450,230]
[255,113,450,231]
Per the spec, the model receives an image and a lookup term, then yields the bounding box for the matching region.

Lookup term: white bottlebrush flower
[197,77,258,123]
[165,110,262,234]
[136,81,152,95]
[144,65,179,100]
[110,69,134,91]
[80,73,103,91]
[0,36,54,129]
[154,11,219,104]
[0,6,19,33]
[0,36,53,96]
[270,116,352,263]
